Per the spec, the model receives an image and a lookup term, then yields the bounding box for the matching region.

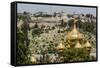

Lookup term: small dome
[84,41,92,48]
[66,44,70,48]
[56,42,65,51]
[74,40,82,48]
[30,56,37,64]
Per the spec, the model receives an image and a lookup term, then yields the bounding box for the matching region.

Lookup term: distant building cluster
[17,11,96,24]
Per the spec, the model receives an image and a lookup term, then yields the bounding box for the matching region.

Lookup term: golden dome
[74,40,82,48]
[83,41,92,52]
[56,42,65,52]
[84,41,92,48]
[30,56,37,64]
[66,44,70,48]
[67,19,83,40]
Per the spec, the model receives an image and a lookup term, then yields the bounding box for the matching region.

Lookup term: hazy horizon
[17,3,96,16]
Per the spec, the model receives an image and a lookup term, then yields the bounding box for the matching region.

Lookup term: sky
[17,3,96,16]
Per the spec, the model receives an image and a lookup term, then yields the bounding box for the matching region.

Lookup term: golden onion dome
[30,56,37,64]
[67,19,83,40]
[74,40,82,48]
[84,41,92,48]
[56,42,65,52]
[83,41,92,52]
[66,44,70,48]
